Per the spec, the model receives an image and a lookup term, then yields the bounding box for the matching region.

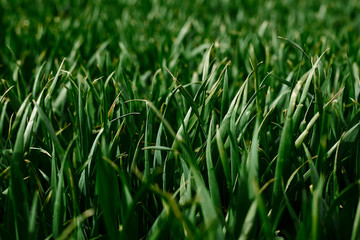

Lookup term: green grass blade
[28,192,39,239]
[351,197,360,240]
[312,177,324,240]
[96,137,121,239]
[8,104,30,240]
[216,124,231,191]
[33,100,65,157]
[239,200,257,240]
[52,137,76,238]
[206,113,221,208]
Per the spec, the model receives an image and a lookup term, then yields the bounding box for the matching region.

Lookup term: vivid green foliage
[1,0,360,239]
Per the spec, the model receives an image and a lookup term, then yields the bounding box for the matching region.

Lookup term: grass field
[1,0,360,239]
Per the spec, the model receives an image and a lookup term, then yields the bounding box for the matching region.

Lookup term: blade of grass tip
[219,67,254,139]
[342,122,360,143]
[87,128,104,174]
[247,118,260,198]
[295,112,320,148]
[206,113,221,208]
[45,58,66,108]
[205,61,231,107]
[57,209,94,240]
[165,66,205,136]
[278,36,312,65]
[53,137,76,239]
[236,86,266,133]
[201,64,222,132]
[11,94,31,132]
[250,58,264,118]
[216,124,231,191]
[87,39,111,67]
[303,143,320,185]
[191,47,216,117]
[32,62,46,97]
[259,70,273,88]
[146,101,178,140]
[326,122,360,158]
[130,132,145,179]
[33,100,65,158]
[270,73,292,88]
[7,112,14,141]
[104,71,115,90]
[295,87,344,148]
[150,68,162,101]
[0,85,14,103]
[3,80,21,111]
[78,127,104,196]
[108,112,140,125]
[0,100,9,137]
[179,171,187,206]
[293,50,329,124]
[154,121,164,168]
[221,68,229,121]
[24,90,45,150]
[107,89,122,118]
[202,44,214,83]
[333,132,345,198]
[234,83,257,128]
[85,76,102,109]
[285,160,310,192]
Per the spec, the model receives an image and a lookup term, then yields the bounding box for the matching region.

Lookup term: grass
[1,0,360,239]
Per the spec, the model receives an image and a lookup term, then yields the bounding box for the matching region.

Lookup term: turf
[1,0,360,239]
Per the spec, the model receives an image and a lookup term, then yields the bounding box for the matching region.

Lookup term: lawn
[0,0,360,239]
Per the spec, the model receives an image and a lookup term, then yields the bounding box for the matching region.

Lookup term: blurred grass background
[1,0,360,239]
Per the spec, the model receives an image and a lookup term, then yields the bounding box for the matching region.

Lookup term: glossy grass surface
[1,0,360,239]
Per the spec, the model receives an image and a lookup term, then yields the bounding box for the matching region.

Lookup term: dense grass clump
[1,0,360,239]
